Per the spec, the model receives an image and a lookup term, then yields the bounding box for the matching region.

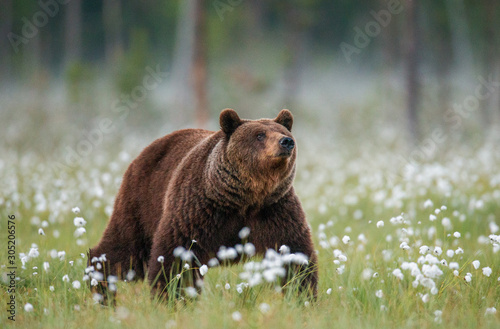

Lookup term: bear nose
[279,137,295,151]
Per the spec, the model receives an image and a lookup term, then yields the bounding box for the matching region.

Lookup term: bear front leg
[147,223,203,300]
[251,192,318,299]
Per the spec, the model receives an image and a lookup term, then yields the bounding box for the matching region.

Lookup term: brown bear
[88,109,318,299]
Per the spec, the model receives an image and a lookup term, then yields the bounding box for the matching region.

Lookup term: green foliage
[64,61,95,104]
[115,29,150,95]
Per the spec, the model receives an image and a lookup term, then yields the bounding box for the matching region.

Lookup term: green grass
[1,134,500,329]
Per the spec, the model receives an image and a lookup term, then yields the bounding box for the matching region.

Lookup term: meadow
[1,112,499,328]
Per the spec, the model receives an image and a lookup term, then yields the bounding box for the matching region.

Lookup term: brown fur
[89,109,318,299]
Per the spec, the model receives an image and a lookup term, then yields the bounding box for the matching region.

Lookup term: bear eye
[256,133,266,141]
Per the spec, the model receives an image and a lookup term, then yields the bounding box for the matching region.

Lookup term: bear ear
[275,109,293,131]
[220,108,242,135]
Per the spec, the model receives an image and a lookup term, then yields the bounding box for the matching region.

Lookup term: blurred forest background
[1,0,500,158]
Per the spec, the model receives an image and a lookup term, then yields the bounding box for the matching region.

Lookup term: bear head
[219,109,296,196]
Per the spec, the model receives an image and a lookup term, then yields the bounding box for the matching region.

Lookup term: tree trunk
[0,0,13,83]
[283,5,307,108]
[445,0,474,70]
[65,0,82,65]
[103,0,124,68]
[171,0,196,124]
[192,0,209,128]
[405,0,420,143]
[483,0,499,127]
[246,0,265,41]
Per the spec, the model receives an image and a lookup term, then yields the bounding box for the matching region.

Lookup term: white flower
[434,310,443,323]
[225,283,230,290]
[72,280,81,289]
[183,263,190,270]
[472,260,480,269]
[157,256,164,263]
[326,288,332,295]
[422,294,430,303]
[93,293,103,303]
[38,228,45,235]
[375,290,383,298]
[73,217,87,227]
[74,227,86,237]
[429,214,437,221]
[392,269,404,280]
[433,247,442,256]
[453,232,461,238]
[259,303,270,314]
[72,207,81,214]
[126,270,136,281]
[424,199,433,209]
[91,278,98,286]
[376,221,384,228]
[28,247,40,258]
[455,247,464,254]
[361,268,374,280]
[217,247,238,260]
[446,249,455,258]
[482,267,492,277]
[400,242,410,250]
[199,265,208,276]
[464,273,472,282]
[62,274,70,283]
[173,246,186,257]
[24,303,34,312]
[238,227,250,239]
[342,235,350,244]
[485,307,497,315]
[185,287,198,298]
[49,285,55,291]
[244,243,256,256]
[232,311,242,322]
[208,258,219,267]
[57,251,66,260]
[419,245,430,254]
[279,245,290,254]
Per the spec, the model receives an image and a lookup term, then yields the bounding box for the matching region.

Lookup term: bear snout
[279,137,295,154]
